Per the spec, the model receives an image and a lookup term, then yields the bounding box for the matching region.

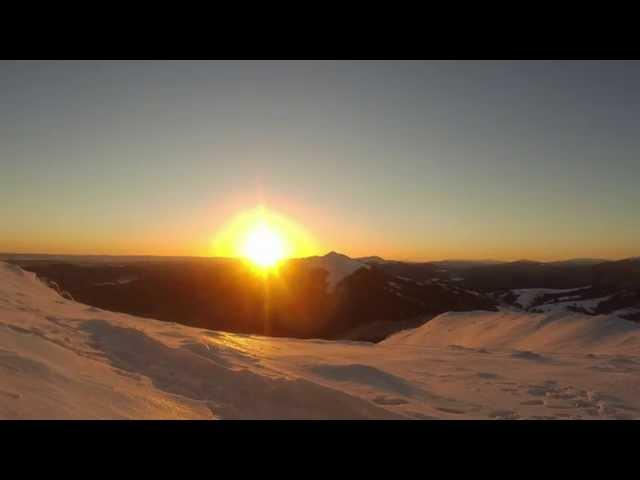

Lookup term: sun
[241,222,285,268]
[211,205,319,266]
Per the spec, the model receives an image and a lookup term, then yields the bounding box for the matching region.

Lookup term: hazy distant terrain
[1,260,639,419]
[4,252,638,343]
[3,252,496,341]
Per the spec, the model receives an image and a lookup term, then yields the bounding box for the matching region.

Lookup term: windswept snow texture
[1,262,640,419]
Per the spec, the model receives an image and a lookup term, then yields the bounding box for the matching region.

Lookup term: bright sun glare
[241,222,285,268]
[211,205,319,268]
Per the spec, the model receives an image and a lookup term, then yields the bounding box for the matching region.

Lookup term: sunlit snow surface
[1,262,639,419]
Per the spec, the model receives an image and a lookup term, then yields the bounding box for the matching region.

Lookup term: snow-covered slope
[382,310,640,355]
[504,287,640,320]
[1,261,639,419]
[510,288,589,310]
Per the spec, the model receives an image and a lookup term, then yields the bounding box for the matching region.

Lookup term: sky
[1,60,639,261]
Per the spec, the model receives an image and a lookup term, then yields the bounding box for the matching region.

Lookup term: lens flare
[211,205,319,268]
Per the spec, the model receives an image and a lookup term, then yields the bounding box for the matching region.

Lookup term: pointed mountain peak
[325,251,351,259]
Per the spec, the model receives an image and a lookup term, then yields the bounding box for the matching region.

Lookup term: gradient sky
[2,60,639,261]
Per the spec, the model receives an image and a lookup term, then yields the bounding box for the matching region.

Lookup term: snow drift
[382,310,640,355]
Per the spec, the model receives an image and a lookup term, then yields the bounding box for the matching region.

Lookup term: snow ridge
[302,251,369,290]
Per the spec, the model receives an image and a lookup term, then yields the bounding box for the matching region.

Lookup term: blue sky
[1,60,639,260]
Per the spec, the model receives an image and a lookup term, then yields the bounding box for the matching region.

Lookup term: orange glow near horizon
[211,206,319,267]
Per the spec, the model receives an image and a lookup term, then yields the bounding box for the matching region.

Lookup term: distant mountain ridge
[6,251,640,342]
[10,251,496,342]
[1,251,631,265]
[547,258,608,266]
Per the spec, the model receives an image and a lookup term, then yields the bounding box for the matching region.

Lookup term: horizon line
[1,250,634,264]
